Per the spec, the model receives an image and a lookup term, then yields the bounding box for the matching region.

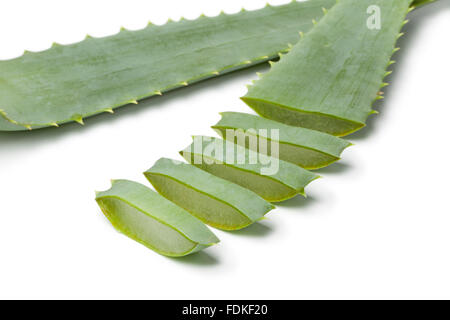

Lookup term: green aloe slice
[180,136,319,203]
[0,0,337,131]
[242,0,413,136]
[212,112,352,169]
[95,179,219,257]
[144,158,274,231]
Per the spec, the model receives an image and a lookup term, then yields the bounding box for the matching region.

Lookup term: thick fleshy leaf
[180,136,319,202]
[212,112,352,169]
[145,158,274,230]
[242,0,413,136]
[95,179,219,257]
[0,0,336,131]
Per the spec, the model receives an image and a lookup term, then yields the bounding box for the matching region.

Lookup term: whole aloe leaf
[95,179,219,257]
[181,136,319,202]
[242,0,414,136]
[0,0,337,131]
[144,158,274,231]
[212,112,352,169]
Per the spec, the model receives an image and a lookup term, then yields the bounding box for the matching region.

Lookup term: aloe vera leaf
[180,136,319,203]
[212,112,352,170]
[0,0,339,131]
[95,179,219,257]
[242,0,413,136]
[144,158,274,231]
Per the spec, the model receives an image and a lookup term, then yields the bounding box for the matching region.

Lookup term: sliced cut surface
[412,0,436,6]
[144,158,273,231]
[212,112,352,169]
[242,0,413,136]
[180,136,319,203]
[95,179,219,257]
[0,0,337,131]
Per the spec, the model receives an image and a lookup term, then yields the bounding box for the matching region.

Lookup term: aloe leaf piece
[242,0,413,136]
[212,112,352,170]
[0,0,338,131]
[144,158,274,231]
[180,136,319,203]
[95,179,219,257]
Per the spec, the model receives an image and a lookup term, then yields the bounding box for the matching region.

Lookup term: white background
[0,0,449,300]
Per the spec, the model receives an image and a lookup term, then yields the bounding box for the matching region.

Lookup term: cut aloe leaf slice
[180,136,319,203]
[242,0,413,136]
[212,112,352,169]
[95,179,219,257]
[144,158,274,231]
[0,0,337,131]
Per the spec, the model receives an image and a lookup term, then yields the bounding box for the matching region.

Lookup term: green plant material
[180,136,319,202]
[212,112,352,169]
[412,0,436,7]
[242,0,413,136]
[95,179,219,257]
[144,158,274,231]
[0,0,339,131]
